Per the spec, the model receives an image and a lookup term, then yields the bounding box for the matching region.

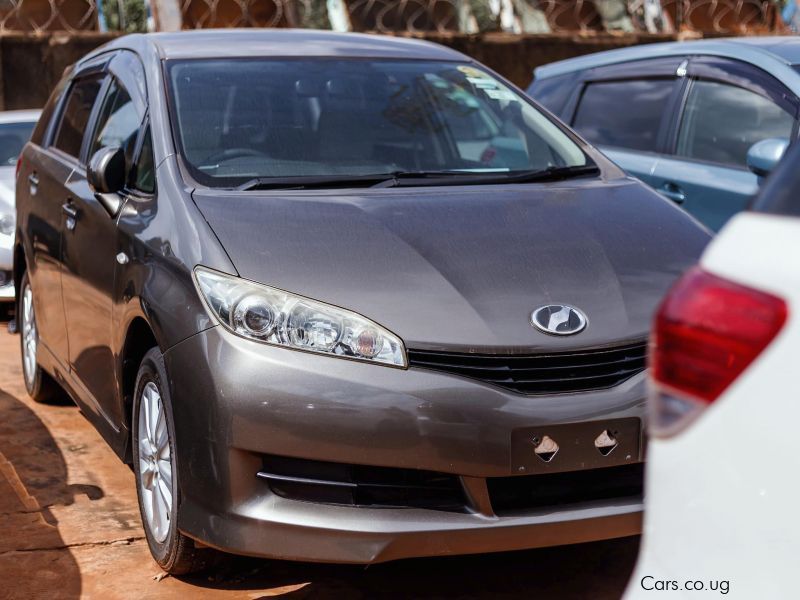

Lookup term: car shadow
[175,535,639,599]
[0,359,107,599]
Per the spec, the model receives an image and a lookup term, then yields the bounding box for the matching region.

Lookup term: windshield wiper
[235,171,496,191]
[236,173,397,191]
[373,164,600,188]
[503,164,601,183]
[234,164,599,191]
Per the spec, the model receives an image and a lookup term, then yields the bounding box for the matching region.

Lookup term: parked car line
[527,37,800,231]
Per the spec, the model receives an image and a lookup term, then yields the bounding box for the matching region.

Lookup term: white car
[626,143,800,598]
[0,109,40,302]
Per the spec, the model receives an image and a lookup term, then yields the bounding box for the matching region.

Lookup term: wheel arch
[119,315,159,463]
[13,242,27,327]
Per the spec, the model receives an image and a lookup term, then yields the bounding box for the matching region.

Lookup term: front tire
[132,347,211,575]
[19,271,63,404]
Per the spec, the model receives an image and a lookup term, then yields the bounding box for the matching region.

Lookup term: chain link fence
[0,0,784,34]
[344,0,780,33]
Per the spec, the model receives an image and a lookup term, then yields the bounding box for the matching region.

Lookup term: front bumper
[164,325,646,563]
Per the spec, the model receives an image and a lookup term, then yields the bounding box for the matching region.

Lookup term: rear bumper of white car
[626,214,800,599]
[0,282,13,301]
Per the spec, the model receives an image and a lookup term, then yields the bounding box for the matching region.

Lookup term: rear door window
[52,75,104,160]
[676,80,795,168]
[32,69,72,146]
[572,79,675,152]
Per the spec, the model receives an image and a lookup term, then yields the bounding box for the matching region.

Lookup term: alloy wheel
[137,381,174,544]
[21,284,37,388]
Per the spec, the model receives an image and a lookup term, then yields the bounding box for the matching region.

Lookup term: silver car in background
[0,109,40,302]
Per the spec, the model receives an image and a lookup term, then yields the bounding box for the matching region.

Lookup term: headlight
[0,213,13,235]
[194,267,407,367]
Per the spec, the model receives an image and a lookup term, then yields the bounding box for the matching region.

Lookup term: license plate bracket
[511,417,641,474]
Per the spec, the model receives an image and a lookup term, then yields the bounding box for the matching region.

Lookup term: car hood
[192,178,710,352]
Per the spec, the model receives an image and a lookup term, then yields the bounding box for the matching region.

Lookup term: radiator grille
[407,342,647,394]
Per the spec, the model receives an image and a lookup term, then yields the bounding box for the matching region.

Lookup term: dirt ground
[0,323,639,600]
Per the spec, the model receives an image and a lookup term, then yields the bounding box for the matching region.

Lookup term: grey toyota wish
[13,30,709,573]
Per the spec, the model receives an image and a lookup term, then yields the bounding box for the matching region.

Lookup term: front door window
[676,80,794,167]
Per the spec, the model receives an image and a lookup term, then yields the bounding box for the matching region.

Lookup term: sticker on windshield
[467,77,498,90]
[457,65,485,78]
[485,89,518,102]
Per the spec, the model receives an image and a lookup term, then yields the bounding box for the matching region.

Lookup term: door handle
[658,183,686,205]
[62,201,78,231]
[27,172,39,195]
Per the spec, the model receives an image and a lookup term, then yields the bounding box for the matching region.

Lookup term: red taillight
[651,267,787,435]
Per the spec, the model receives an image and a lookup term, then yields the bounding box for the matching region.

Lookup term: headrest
[326,78,361,99]
[295,78,323,98]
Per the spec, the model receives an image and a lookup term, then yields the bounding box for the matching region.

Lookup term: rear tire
[132,347,213,575]
[19,271,64,404]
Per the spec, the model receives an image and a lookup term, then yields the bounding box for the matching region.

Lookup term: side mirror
[746,138,789,179]
[87,146,126,218]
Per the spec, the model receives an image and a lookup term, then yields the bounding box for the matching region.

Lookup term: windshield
[166,59,588,187]
[0,121,35,166]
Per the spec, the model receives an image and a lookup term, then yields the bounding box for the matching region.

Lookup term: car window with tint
[89,78,141,160]
[677,80,795,168]
[528,72,578,117]
[33,69,71,146]
[0,121,35,166]
[132,126,155,194]
[53,75,104,159]
[572,79,674,152]
[167,59,588,187]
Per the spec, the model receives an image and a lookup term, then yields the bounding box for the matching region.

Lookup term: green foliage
[101,0,148,33]
[299,0,333,29]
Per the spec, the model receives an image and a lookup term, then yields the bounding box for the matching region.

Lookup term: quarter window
[676,80,795,167]
[53,75,104,159]
[132,127,155,194]
[573,79,675,152]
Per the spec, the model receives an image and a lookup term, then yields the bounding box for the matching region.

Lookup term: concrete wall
[0,30,690,109]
